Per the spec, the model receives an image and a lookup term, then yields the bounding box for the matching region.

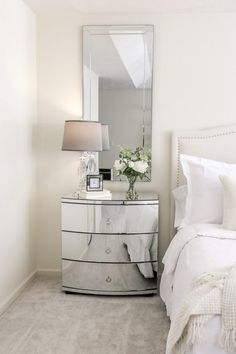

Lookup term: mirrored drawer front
[62,232,158,263]
[62,260,158,293]
[61,202,158,234]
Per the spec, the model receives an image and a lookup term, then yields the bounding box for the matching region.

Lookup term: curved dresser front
[61,193,159,295]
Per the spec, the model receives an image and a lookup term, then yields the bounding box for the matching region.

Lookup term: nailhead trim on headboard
[176,130,236,187]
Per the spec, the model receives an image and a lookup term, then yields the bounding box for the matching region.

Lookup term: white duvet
[160,224,236,354]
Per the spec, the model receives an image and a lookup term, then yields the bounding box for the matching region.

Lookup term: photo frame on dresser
[86,174,103,191]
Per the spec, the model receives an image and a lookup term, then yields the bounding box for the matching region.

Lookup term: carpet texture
[0,275,169,354]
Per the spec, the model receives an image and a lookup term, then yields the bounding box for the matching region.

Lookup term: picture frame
[86,174,103,191]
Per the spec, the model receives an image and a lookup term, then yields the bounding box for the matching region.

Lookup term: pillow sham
[219,174,236,231]
[172,185,187,228]
[180,154,236,226]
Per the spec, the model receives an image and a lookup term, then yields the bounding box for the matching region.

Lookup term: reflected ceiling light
[110,34,151,89]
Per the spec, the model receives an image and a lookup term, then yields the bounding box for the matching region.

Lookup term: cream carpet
[0,275,169,354]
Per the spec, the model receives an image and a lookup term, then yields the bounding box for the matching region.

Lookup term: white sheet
[160,224,236,354]
[123,204,158,277]
[100,204,158,278]
[122,233,155,278]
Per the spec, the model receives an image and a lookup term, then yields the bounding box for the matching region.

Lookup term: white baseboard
[0,269,37,316]
[37,268,61,277]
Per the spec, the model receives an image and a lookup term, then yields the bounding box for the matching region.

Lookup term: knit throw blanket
[166,264,236,354]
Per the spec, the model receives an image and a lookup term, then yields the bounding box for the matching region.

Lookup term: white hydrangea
[128,161,135,168]
[114,160,126,172]
[133,161,149,174]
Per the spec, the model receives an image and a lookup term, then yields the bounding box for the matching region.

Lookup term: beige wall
[37,12,236,270]
[0,0,37,309]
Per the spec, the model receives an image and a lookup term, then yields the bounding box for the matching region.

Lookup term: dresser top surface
[62,192,159,205]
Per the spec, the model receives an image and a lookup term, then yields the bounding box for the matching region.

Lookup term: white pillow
[180,154,236,226]
[172,185,187,228]
[219,174,236,231]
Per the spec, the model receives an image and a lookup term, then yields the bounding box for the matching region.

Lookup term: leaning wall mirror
[83,25,154,181]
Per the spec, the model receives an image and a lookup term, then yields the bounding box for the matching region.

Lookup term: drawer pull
[106,276,112,283]
[106,218,111,225]
[105,248,111,254]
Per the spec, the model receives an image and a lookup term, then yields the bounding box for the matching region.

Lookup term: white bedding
[123,204,158,277]
[160,224,236,354]
[100,205,158,278]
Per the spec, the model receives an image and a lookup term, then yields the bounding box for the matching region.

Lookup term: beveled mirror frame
[83,25,154,182]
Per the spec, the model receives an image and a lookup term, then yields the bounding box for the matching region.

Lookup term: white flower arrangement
[113,147,151,199]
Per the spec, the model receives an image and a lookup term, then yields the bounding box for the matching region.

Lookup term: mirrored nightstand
[61,193,159,295]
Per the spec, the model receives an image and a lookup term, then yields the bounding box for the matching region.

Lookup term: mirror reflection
[83,25,154,181]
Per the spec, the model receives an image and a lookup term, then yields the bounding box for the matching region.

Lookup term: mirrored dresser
[61,193,159,295]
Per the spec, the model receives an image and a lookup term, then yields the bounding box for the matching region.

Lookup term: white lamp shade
[102,124,110,151]
[62,120,103,152]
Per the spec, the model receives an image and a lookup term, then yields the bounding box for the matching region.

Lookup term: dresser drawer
[62,231,158,263]
[61,202,158,234]
[62,260,158,294]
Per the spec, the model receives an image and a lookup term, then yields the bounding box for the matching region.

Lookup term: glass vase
[126,176,138,200]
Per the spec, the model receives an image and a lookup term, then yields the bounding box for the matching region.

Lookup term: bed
[160,125,236,354]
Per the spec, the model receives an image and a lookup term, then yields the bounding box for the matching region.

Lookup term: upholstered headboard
[170,124,236,234]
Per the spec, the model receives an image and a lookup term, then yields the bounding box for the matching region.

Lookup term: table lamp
[62,120,103,191]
